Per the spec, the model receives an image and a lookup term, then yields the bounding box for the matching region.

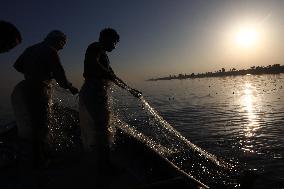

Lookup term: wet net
[50,83,241,187]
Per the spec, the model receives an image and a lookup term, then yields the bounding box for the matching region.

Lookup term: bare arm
[86,44,142,97]
[108,67,142,98]
[50,51,78,94]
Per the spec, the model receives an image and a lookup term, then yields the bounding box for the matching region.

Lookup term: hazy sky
[1,0,284,90]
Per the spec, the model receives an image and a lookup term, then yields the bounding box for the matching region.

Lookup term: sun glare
[234,26,259,48]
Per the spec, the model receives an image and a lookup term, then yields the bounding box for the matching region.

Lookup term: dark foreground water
[1,74,284,188]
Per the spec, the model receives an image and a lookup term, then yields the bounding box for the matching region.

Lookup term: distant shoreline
[147,64,284,81]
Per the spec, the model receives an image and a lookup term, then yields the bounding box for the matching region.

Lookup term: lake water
[1,74,284,188]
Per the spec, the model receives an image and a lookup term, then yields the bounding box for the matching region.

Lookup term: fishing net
[49,82,241,187]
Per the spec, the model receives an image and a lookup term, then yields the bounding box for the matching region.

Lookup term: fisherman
[79,28,141,187]
[11,30,78,170]
[0,20,22,53]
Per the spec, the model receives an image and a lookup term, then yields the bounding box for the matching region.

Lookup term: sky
[1,0,284,92]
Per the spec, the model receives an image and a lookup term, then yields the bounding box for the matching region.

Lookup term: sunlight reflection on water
[241,82,261,153]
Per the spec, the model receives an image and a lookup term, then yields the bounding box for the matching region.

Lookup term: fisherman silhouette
[11,30,78,187]
[0,20,22,53]
[79,28,141,188]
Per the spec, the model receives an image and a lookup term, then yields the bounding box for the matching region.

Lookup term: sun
[234,26,259,48]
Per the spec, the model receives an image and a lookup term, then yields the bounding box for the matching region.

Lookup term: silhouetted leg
[29,85,50,168]
[79,82,111,188]
[26,84,51,188]
[11,81,50,188]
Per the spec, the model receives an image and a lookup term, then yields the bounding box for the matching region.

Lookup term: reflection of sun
[240,82,260,153]
[235,26,259,48]
[243,83,259,136]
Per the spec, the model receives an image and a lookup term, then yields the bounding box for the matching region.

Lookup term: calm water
[1,74,284,188]
[140,74,284,156]
[110,74,284,187]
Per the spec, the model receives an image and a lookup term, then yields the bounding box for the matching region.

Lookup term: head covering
[45,30,66,41]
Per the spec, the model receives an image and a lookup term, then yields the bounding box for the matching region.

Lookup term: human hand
[129,88,142,98]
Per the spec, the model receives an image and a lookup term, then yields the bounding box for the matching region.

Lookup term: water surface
[111,74,284,187]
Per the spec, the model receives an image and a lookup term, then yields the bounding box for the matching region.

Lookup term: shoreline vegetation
[147,64,284,81]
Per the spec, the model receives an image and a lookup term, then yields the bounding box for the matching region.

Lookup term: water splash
[109,84,240,187]
[47,82,81,154]
[140,96,227,167]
